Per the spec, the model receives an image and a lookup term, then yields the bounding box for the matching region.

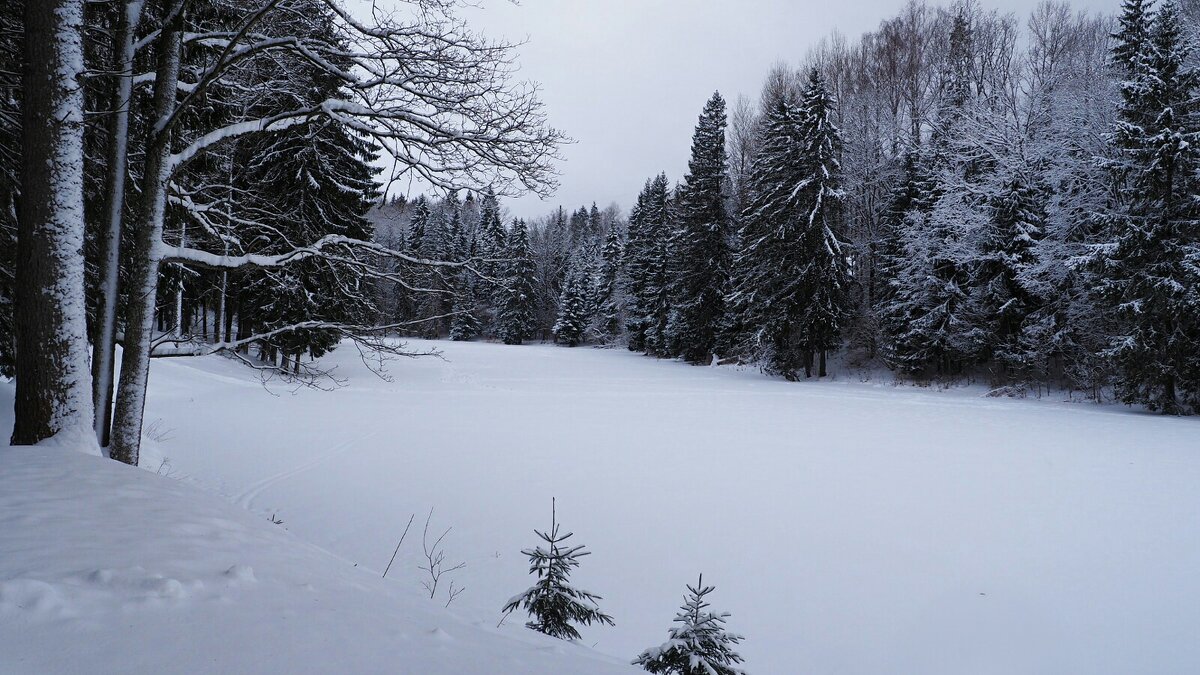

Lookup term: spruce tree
[502,500,614,640]
[478,187,508,324]
[1113,0,1152,72]
[429,192,464,336]
[727,71,851,378]
[449,268,482,341]
[553,254,591,347]
[1092,0,1200,412]
[633,576,746,675]
[499,219,537,345]
[971,172,1045,376]
[448,218,482,341]
[625,174,673,354]
[726,87,810,378]
[792,71,852,378]
[239,109,380,362]
[591,226,627,342]
[0,2,18,377]
[666,92,733,365]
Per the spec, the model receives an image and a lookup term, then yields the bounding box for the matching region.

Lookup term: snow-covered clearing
[5,339,1200,673]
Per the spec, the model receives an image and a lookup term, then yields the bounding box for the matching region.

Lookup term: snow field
[131,339,1200,673]
[3,339,1198,673]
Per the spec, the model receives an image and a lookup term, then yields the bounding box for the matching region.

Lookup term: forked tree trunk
[91,0,143,448]
[109,4,183,465]
[12,0,96,445]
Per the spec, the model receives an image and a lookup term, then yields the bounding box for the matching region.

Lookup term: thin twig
[383,513,416,579]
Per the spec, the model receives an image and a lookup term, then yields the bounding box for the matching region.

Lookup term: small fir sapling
[501,499,614,640]
[634,575,747,675]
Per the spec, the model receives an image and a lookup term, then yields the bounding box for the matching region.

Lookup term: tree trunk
[91,0,142,448]
[12,0,95,445]
[224,289,236,344]
[216,269,228,342]
[819,349,828,378]
[173,221,186,335]
[110,5,182,466]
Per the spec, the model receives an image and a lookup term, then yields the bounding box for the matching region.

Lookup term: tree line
[380,0,1199,415]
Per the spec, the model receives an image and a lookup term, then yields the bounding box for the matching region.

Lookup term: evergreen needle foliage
[634,576,746,675]
[502,499,615,640]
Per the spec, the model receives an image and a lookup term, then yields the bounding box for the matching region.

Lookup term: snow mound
[0,447,636,674]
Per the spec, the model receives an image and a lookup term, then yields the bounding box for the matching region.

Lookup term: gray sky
[422,0,1117,220]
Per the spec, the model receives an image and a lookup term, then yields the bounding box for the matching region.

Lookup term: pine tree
[502,500,614,640]
[633,576,746,675]
[499,219,537,345]
[666,92,732,364]
[1092,0,1200,412]
[553,254,591,347]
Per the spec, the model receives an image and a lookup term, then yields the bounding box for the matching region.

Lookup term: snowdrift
[0,447,636,674]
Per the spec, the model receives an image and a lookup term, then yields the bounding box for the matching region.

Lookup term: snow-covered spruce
[664,91,733,365]
[499,219,539,345]
[553,253,593,347]
[623,174,674,355]
[1086,0,1200,413]
[503,500,615,640]
[633,576,746,675]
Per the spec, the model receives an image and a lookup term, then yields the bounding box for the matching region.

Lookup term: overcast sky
[403,0,1117,220]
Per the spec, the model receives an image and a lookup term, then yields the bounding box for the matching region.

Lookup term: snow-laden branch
[156,233,492,272]
[159,0,564,198]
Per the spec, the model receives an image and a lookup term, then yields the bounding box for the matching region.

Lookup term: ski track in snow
[233,432,377,510]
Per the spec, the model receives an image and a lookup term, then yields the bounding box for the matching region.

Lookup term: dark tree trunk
[224,291,236,344]
[12,0,95,445]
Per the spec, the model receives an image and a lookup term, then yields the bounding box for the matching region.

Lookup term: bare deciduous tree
[107,0,565,465]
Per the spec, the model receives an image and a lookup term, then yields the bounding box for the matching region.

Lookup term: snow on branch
[162,0,565,198]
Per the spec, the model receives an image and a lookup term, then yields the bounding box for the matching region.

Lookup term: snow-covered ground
[5,339,1200,673]
[0,447,636,674]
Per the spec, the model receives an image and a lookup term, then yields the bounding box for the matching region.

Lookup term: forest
[2,0,1199,473]
[368,0,1200,414]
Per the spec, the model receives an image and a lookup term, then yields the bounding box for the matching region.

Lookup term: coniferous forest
[3,0,1199,475]
[369,0,1200,414]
